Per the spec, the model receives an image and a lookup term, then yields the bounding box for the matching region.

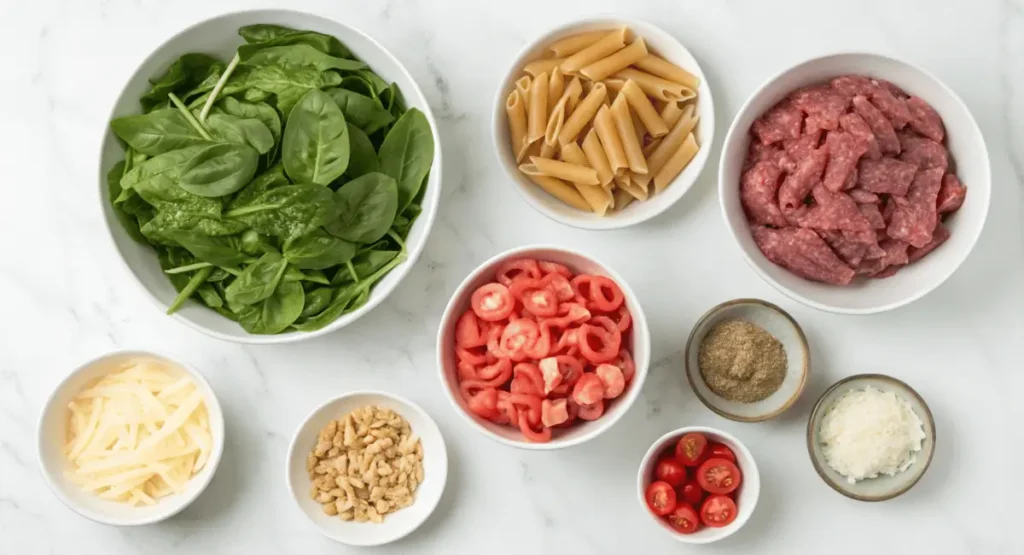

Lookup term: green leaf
[196,284,224,308]
[292,249,405,331]
[213,97,281,141]
[239,229,277,255]
[205,113,275,154]
[141,210,247,245]
[331,249,400,285]
[283,229,357,269]
[299,288,334,319]
[122,146,222,214]
[178,143,260,198]
[167,231,250,266]
[241,44,366,72]
[224,251,288,307]
[106,161,147,244]
[167,266,213,314]
[140,53,225,112]
[282,89,350,185]
[237,280,305,334]
[224,184,338,241]
[358,70,391,96]
[344,124,379,178]
[326,88,394,135]
[110,109,211,155]
[338,75,377,98]
[325,172,398,244]
[237,25,353,58]
[243,64,343,117]
[228,163,290,209]
[377,108,434,211]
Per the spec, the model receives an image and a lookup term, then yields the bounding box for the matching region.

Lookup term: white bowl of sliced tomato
[436,245,650,449]
[638,427,760,544]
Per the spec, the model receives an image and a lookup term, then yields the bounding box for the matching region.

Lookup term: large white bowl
[37,351,225,526]
[492,17,714,230]
[437,245,651,450]
[99,9,443,343]
[718,52,990,314]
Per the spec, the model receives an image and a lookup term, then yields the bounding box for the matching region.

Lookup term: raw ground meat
[795,184,872,231]
[852,95,901,155]
[819,230,869,267]
[906,96,945,142]
[741,161,789,227]
[887,167,944,248]
[822,131,869,192]
[849,189,881,204]
[747,141,792,171]
[753,226,855,285]
[869,86,912,129]
[937,173,967,214]
[831,75,876,98]
[752,101,803,145]
[778,146,828,210]
[858,202,887,229]
[908,223,951,263]
[857,157,917,196]
[783,130,823,165]
[793,85,850,132]
[856,238,910,276]
[899,132,949,170]
[839,112,881,159]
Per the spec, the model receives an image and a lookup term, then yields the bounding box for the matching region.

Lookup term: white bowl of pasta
[37,351,225,526]
[492,17,714,230]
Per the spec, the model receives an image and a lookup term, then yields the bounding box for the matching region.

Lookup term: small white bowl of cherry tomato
[638,427,760,544]
[437,245,650,449]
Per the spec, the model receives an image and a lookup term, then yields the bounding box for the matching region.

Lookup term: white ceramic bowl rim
[98,8,444,343]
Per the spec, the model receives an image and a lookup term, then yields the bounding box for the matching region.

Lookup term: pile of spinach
[108,24,434,334]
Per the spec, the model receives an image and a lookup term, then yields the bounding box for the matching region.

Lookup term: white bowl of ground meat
[719,53,990,314]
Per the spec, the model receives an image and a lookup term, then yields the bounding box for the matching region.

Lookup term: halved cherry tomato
[455,310,487,347]
[570,274,594,304]
[594,364,625,399]
[572,373,605,406]
[679,482,705,506]
[495,258,541,286]
[541,273,575,301]
[500,319,539,355]
[538,261,572,278]
[700,494,737,527]
[508,277,544,301]
[645,481,677,516]
[675,433,708,466]
[540,398,569,427]
[608,349,635,382]
[521,287,558,318]
[607,304,632,333]
[516,408,552,443]
[459,359,512,397]
[577,398,604,420]
[478,357,512,381]
[505,393,542,427]
[696,458,742,495]
[655,458,687,488]
[511,363,544,397]
[471,283,514,322]
[456,345,488,367]
[707,443,737,463]
[466,387,499,419]
[549,303,591,328]
[588,276,624,312]
[487,324,527,361]
[548,355,583,396]
[578,322,621,364]
[667,503,701,534]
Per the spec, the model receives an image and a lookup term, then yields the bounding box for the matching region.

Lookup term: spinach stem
[199,53,241,123]
[166,266,212,314]
[386,229,406,252]
[346,260,360,284]
[164,261,213,274]
[168,92,213,140]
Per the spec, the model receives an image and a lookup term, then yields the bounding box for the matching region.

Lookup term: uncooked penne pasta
[614,68,695,102]
[505,90,528,162]
[528,156,600,186]
[557,82,606,146]
[515,76,532,106]
[527,71,549,144]
[609,95,648,174]
[612,187,635,211]
[642,103,693,158]
[544,98,567,147]
[563,77,583,114]
[540,141,557,159]
[548,68,564,112]
[560,28,627,73]
[581,129,615,187]
[560,143,613,216]
[549,30,608,57]
[602,78,627,97]
[593,104,628,173]
[621,79,669,137]
[618,176,649,201]
[634,54,701,90]
[645,107,699,181]
[524,58,563,78]
[631,109,646,146]
[653,133,699,193]
[580,38,648,82]
[524,173,592,212]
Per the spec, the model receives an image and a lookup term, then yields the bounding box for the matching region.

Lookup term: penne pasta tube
[634,54,701,90]
[580,38,649,82]
[540,141,557,158]
[646,108,699,180]
[631,109,647,145]
[515,76,532,106]
[522,139,543,161]
[593,104,628,173]
[614,68,696,102]
[621,80,669,137]
[544,99,567,147]
[602,78,627,97]
[642,103,694,158]
[616,174,649,201]
[612,187,635,211]
[523,58,563,78]
[505,90,529,163]
[549,30,608,57]
[557,82,607,146]
[581,129,615,187]
[560,143,613,216]
[653,133,699,193]
[523,173,592,212]
[563,77,583,115]
[529,156,600,185]
[527,71,550,144]
[560,28,627,73]
[548,68,565,112]
[610,95,648,174]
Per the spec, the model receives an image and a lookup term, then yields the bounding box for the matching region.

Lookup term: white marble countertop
[2,0,1022,553]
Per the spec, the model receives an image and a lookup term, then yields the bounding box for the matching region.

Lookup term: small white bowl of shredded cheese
[37,351,225,525]
[807,374,935,501]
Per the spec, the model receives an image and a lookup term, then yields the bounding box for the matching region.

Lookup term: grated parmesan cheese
[819,386,924,484]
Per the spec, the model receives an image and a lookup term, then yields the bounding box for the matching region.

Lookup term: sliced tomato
[655,458,687,488]
[577,398,604,420]
[477,357,512,382]
[471,283,514,322]
[540,398,569,427]
[495,258,542,286]
[511,363,544,397]
[667,503,701,534]
[457,361,478,381]
[458,359,511,397]
[538,261,572,278]
[487,323,526,361]
[679,482,705,506]
[541,273,575,301]
[645,481,677,516]
[588,275,624,312]
[548,355,583,396]
[505,392,542,427]
[700,494,737,527]
[548,303,591,329]
[570,274,594,305]
[675,433,708,466]
[696,458,742,495]
[608,349,635,382]
[559,398,580,426]
[607,304,632,333]
[456,345,488,367]
[538,357,563,395]
[521,287,558,317]
[466,387,499,419]
[594,363,625,399]
[578,322,621,364]
[508,277,543,301]
[455,310,487,347]
[500,318,539,355]
[516,408,552,443]
[707,443,737,463]
[571,373,605,406]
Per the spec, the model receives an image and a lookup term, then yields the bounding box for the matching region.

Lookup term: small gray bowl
[807,374,935,501]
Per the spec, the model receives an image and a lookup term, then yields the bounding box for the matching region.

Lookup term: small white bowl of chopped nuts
[285,391,448,546]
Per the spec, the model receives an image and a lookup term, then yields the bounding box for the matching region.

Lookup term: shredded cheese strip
[64,357,213,506]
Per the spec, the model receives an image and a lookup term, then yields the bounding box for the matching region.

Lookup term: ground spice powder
[698,319,786,403]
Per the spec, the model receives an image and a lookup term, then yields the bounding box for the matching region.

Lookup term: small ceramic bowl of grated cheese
[807,374,935,501]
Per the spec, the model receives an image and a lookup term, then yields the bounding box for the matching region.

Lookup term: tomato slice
[455,310,487,347]
[516,408,552,443]
[645,481,677,516]
[500,318,539,355]
[521,287,558,317]
[571,373,605,406]
[588,276,624,312]
[608,349,635,382]
[471,283,514,322]
[707,443,737,463]
[540,398,569,427]
[667,503,701,534]
[655,458,687,488]
[675,433,708,466]
[607,304,632,333]
[700,494,738,528]
[457,361,478,382]
[466,387,499,419]
[539,261,573,278]
[696,458,742,495]
[541,273,575,301]
[594,364,625,399]
[487,323,527,361]
[456,345,488,367]
[570,274,594,305]
[679,482,705,506]
[505,393,542,427]
[577,398,604,420]
[511,363,545,397]
[495,258,542,286]
[458,359,512,398]
[548,355,583,397]
[578,322,621,364]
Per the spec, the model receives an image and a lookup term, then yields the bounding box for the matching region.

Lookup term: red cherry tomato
[655,458,687,488]
[700,494,738,527]
[500,319,539,355]
[578,322,621,364]
[547,355,583,397]
[667,503,701,534]
[511,363,544,397]
[458,358,512,398]
[577,398,604,420]
[495,258,541,286]
[521,287,558,318]
[645,481,677,516]
[607,304,632,333]
[707,443,737,463]
[679,482,705,506]
[455,310,487,347]
[560,398,580,425]
[588,275,624,312]
[538,261,572,278]
[571,373,605,406]
[608,349,635,382]
[696,458,742,495]
[466,387,499,420]
[594,364,625,399]
[570,274,594,304]
[505,393,542,427]
[516,408,552,443]
[541,273,575,301]
[471,283,514,322]
[456,345,488,367]
[457,361,477,382]
[675,433,708,466]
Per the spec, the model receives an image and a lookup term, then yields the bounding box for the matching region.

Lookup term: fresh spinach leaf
[205,113,275,154]
[344,124,379,178]
[283,229,357,269]
[110,109,211,155]
[292,249,405,331]
[338,75,377,99]
[166,266,212,314]
[326,88,394,135]
[331,249,401,285]
[141,210,247,245]
[224,184,338,240]
[282,89,349,185]
[238,25,353,58]
[299,288,334,319]
[241,44,366,72]
[178,143,260,197]
[377,108,434,211]
[106,161,147,244]
[213,97,281,141]
[228,163,290,208]
[239,229,277,255]
[236,280,305,334]
[325,172,397,244]
[358,70,390,97]
[167,231,250,266]
[243,64,343,117]
[123,146,223,214]
[224,251,288,307]
[141,53,225,112]
[196,283,224,308]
